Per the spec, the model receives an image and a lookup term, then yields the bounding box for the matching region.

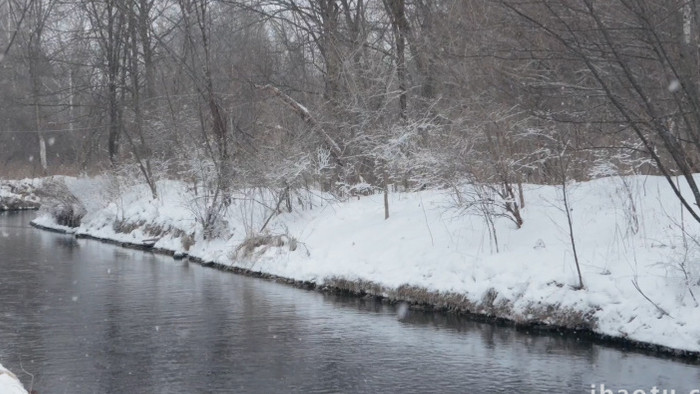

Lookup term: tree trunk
[385,0,407,119]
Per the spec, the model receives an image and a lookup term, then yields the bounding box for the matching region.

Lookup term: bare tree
[84,0,127,164]
[383,0,407,119]
[0,0,34,64]
[503,0,700,223]
[124,0,157,197]
[24,0,54,175]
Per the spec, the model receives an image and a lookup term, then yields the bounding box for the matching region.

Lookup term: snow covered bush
[230,232,301,265]
[450,182,520,253]
[178,147,232,240]
[38,178,86,227]
[663,233,700,308]
[0,180,41,211]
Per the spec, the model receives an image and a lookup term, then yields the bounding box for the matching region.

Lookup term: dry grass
[322,278,597,331]
[233,233,298,260]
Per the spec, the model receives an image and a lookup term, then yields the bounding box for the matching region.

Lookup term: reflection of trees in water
[324,290,600,363]
[3,210,697,392]
[96,254,157,393]
[0,214,53,389]
[53,235,79,250]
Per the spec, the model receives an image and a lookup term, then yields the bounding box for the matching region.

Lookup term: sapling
[552,136,584,290]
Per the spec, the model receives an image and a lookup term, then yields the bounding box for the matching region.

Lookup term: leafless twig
[632,279,671,318]
[19,355,35,393]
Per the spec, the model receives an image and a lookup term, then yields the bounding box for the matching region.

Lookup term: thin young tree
[503,0,700,224]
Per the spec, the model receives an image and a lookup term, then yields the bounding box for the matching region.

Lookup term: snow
[0,179,42,211]
[0,363,27,394]
[27,175,700,353]
[669,80,681,92]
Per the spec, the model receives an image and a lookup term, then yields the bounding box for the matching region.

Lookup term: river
[0,211,698,393]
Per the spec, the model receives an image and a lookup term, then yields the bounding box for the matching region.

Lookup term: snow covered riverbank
[0,363,28,394]
[0,179,41,211]
[27,175,700,356]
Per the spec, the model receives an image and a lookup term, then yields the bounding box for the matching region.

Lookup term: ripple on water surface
[0,211,699,393]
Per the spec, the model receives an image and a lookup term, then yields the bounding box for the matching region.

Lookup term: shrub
[37,179,86,227]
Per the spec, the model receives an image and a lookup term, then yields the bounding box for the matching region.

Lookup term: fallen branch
[259,186,289,233]
[632,279,671,318]
[255,84,343,159]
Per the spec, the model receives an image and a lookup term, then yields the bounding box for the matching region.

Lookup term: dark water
[0,211,698,394]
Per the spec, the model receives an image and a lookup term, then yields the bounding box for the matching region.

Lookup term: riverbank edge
[0,203,40,212]
[29,220,700,363]
[0,363,28,394]
[0,179,42,212]
[0,206,39,212]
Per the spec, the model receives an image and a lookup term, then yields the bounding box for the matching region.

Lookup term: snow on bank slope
[0,363,28,394]
[31,176,700,353]
[0,179,41,211]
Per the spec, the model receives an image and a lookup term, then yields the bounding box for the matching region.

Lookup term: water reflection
[54,236,79,249]
[0,211,698,393]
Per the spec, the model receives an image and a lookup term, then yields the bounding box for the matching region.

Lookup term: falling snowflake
[669,80,681,92]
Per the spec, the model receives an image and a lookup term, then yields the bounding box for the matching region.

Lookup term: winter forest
[4,0,700,213]
[4,0,700,376]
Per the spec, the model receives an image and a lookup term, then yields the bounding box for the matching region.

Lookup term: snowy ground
[0,363,28,394]
[27,175,700,354]
[0,179,41,211]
